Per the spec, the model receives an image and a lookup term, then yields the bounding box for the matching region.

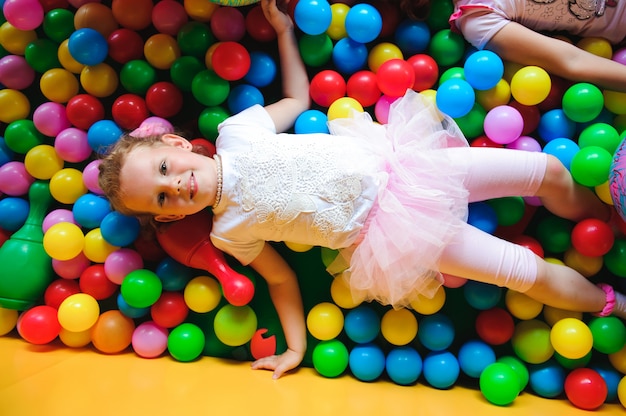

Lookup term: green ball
[427,0,455,31]
[454,102,486,139]
[589,316,626,354]
[428,29,466,67]
[439,66,465,85]
[511,320,554,364]
[121,269,163,308]
[192,70,230,107]
[535,215,573,254]
[496,356,529,392]
[479,362,521,406]
[168,323,206,362]
[43,9,75,43]
[298,33,333,67]
[120,60,157,94]
[562,82,604,123]
[570,145,612,187]
[312,339,349,378]
[553,350,591,369]
[487,196,525,227]
[198,106,230,141]
[605,239,626,277]
[213,304,258,346]
[578,123,621,154]
[177,21,215,58]
[320,247,339,268]
[170,56,204,92]
[4,119,45,154]
[24,39,61,73]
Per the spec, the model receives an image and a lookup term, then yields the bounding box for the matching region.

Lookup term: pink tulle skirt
[327,90,470,309]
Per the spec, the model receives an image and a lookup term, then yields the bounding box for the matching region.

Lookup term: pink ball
[132,321,169,358]
[484,105,524,144]
[82,159,103,194]
[442,273,467,288]
[33,102,71,137]
[3,0,44,30]
[374,94,398,124]
[0,161,34,196]
[104,248,144,285]
[43,208,77,232]
[55,127,92,163]
[52,252,91,280]
[506,135,542,152]
[210,7,246,42]
[152,0,188,36]
[613,47,626,65]
[0,55,36,89]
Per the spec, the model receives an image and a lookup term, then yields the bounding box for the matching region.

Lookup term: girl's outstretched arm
[486,22,626,92]
[261,0,311,132]
[248,243,306,379]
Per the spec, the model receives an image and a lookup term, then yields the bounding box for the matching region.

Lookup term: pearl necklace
[212,154,223,209]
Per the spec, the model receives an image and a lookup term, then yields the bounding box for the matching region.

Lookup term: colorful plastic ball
[564,368,608,410]
[330,274,363,309]
[183,0,218,22]
[327,96,364,120]
[537,109,576,141]
[43,222,84,261]
[103,248,143,285]
[3,0,44,31]
[376,58,415,98]
[151,291,189,329]
[0,55,36,90]
[307,302,344,341]
[24,144,64,181]
[512,319,554,364]
[343,305,380,344]
[4,119,47,155]
[344,3,382,44]
[111,0,153,31]
[80,63,119,97]
[570,145,612,187]
[79,263,117,300]
[463,281,502,310]
[0,307,19,336]
[27,38,62,72]
[385,346,422,385]
[72,193,111,229]
[132,321,169,358]
[463,50,504,91]
[245,4,276,42]
[604,90,626,115]
[198,106,230,141]
[83,228,118,263]
[295,0,332,36]
[417,313,454,352]
[380,308,417,346]
[475,307,514,345]
[57,293,100,332]
[183,275,221,313]
[299,33,333,67]
[121,269,163,309]
[510,66,551,106]
[422,350,460,389]
[214,304,257,346]
[484,105,524,144]
[294,109,330,134]
[244,51,276,88]
[116,293,150,319]
[407,53,439,92]
[312,339,349,378]
[210,6,245,41]
[549,318,593,360]
[0,89,30,124]
[144,33,181,70]
[394,20,430,56]
[410,286,446,316]
[151,0,188,35]
[0,161,34,196]
[54,127,92,163]
[68,28,108,66]
[57,39,86,74]
[91,309,136,354]
[326,2,349,40]
[170,56,203,92]
[192,70,230,107]
[49,167,87,204]
[367,42,403,73]
[435,78,475,118]
[562,82,604,123]
[99,211,141,248]
[111,94,148,130]
[310,69,346,107]
[52,252,90,280]
[66,94,105,131]
[177,21,215,58]
[479,362,521,406]
[578,122,621,154]
[82,160,104,194]
[458,339,496,378]
[603,240,626,278]
[349,343,386,381]
[0,21,38,55]
[507,135,542,152]
[428,29,465,67]
[487,196,524,226]
[570,218,614,257]
[120,60,157,95]
[44,278,81,309]
[542,138,579,170]
[74,2,118,37]
[227,84,264,114]
[505,289,543,320]
[591,363,622,402]
[17,305,61,345]
[528,359,566,398]
[332,37,368,75]
[497,355,530,391]
[0,197,28,231]
[33,102,70,137]
[87,119,123,154]
[107,28,144,64]
[589,316,626,355]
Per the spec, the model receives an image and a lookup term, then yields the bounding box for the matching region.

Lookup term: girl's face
[119,134,217,222]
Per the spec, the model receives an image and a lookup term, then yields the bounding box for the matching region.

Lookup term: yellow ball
[83,228,119,263]
[542,305,582,327]
[505,289,543,320]
[80,63,119,97]
[563,247,603,277]
[577,37,613,59]
[40,68,80,103]
[0,22,37,55]
[550,317,593,359]
[604,90,626,115]
[510,66,551,106]
[0,307,18,336]
[618,375,626,408]
[380,308,417,346]
[511,319,554,364]
[24,144,64,179]
[609,344,626,374]
[285,241,313,252]
[183,0,219,22]
[327,3,349,40]
[58,39,86,74]
[595,181,614,205]
[368,42,403,73]
[0,88,30,123]
[50,167,88,204]
[144,33,181,70]
[475,79,511,111]
[184,275,222,313]
[43,222,85,261]
[58,293,101,332]
[306,302,344,340]
[410,285,446,315]
[327,97,363,120]
[59,328,92,348]
[330,275,362,309]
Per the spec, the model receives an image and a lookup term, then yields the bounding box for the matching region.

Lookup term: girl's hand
[251,348,305,379]
[261,0,294,35]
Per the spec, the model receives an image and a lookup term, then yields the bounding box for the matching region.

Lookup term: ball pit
[0,0,625,412]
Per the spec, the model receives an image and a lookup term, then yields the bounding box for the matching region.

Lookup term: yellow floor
[1,334,622,416]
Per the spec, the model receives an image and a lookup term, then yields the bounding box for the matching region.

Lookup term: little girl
[396,0,626,92]
[99,0,626,379]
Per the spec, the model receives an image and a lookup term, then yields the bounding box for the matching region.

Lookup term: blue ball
[0,197,28,231]
[116,293,149,319]
[463,281,502,310]
[68,28,109,66]
[88,119,123,154]
[385,346,422,385]
[0,137,14,166]
[227,84,264,114]
[294,0,332,36]
[468,202,498,234]
[244,51,277,88]
[100,211,141,247]
[418,313,455,351]
[537,109,576,142]
[542,138,580,170]
[528,359,566,398]
[345,3,382,44]
[463,50,504,91]
[295,109,329,134]
[591,363,621,402]
[458,340,496,378]
[394,20,431,56]
[332,37,368,75]
[156,256,195,291]
[423,350,460,389]
[435,78,475,118]
[348,343,386,382]
[72,193,111,229]
[344,305,380,344]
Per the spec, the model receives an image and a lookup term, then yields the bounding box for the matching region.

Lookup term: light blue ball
[227,84,264,114]
[436,78,475,118]
[528,359,566,398]
[0,197,28,231]
[72,193,111,229]
[332,37,368,75]
[458,339,496,378]
[68,28,108,66]
[463,50,504,91]
[348,343,386,382]
[345,3,382,44]
[294,0,332,36]
[87,119,123,154]
[100,211,140,247]
[542,138,580,170]
[537,109,576,142]
[244,51,276,88]
[417,313,455,351]
[295,110,329,134]
[423,350,460,389]
[344,305,380,344]
[385,346,422,385]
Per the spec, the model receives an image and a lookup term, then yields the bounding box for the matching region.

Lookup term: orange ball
[90,310,135,354]
[111,0,153,31]
[74,3,119,37]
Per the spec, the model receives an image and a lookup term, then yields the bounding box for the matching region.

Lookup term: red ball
[510,234,544,257]
[347,70,381,107]
[66,94,105,130]
[146,81,183,118]
[17,305,61,345]
[470,135,504,148]
[475,307,515,345]
[571,218,615,257]
[407,54,439,92]
[44,278,81,309]
[151,0,188,36]
[537,75,571,112]
[564,368,607,410]
[150,291,189,328]
[508,100,541,136]
[245,5,276,42]
[80,264,119,300]
[310,69,346,107]
[107,28,144,64]
[211,41,251,81]
[376,58,415,98]
[111,93,150,130]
